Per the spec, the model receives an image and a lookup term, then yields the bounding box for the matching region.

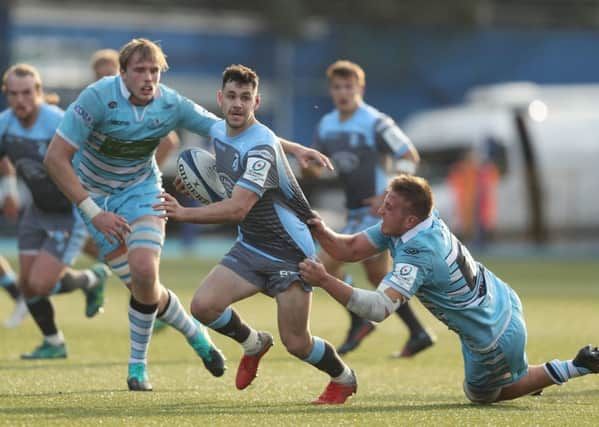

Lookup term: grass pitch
[1,253,598,426]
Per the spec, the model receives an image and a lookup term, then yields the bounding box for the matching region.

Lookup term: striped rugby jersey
[58,75,219,196]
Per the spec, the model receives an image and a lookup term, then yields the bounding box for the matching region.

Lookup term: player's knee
[463,381,501,404]
[280,332,312,358]
[26,276,54,296]
[190,295,219,323]
[129,260,158,288]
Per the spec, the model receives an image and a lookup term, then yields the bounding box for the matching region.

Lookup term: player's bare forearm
[308,217,359,261]
[279,138,334,170]
[299,258,353,305]
[44,135,89,204]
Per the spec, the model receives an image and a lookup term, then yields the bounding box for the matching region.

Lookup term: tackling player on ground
[299,174,599,403]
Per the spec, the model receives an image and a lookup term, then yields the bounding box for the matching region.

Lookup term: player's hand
[173,176,192,197]
[294,146,334,171]
[91,211,131,244]
[2,195,19,221]
[362,193,386,216]
[299,257,328,286]
[306,211,326,236]
[153,192,186,221]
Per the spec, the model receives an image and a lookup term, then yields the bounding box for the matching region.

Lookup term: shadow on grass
[0,398,539,419]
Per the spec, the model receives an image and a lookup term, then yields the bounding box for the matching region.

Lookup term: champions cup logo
[252,160,267,171]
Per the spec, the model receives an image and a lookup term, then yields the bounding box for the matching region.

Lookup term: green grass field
[1,256,598,426]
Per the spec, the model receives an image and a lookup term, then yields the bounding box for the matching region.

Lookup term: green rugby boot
[21,340,67,360]
[127,363,152,391]
[189,321,226,377]
[84,264,110,318]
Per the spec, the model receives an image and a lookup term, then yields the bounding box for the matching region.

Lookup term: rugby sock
[128,296,157,365]
[207,306,252,344]
[544,359,591,385]
[48,269,100,296]
[303,337,353,384]
[0,271,20,300]
[26,297,58,336]
[157,289,201,340]
[395,303,426,336]
[45,331,65,346]
[241,329,262,355]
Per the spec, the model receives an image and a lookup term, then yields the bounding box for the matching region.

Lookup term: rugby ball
[177,148,227,205]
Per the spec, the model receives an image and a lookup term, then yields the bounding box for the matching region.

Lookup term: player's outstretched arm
[45,134,131,244]
[154,185,259,224]
[308,214,380,262]
[299,257,405,322]
[278,138,334,171]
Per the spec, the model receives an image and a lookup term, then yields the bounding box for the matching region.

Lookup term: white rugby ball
[177,148,226,205]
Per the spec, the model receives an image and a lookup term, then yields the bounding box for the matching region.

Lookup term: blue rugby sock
[544,359,590,385]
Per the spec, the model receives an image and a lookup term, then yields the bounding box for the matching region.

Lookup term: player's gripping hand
[153,192,186,221]
[298,257,328,287]
[2,195,19,221]
[173,176,192,197]
[92,211,131,244]
[306,211,327,236]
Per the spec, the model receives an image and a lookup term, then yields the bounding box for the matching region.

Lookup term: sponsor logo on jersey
[73,104,93,125]
[244,157,271,187]
[388,262,418,291]
[248,149,274,162]
[108,101,118,109]
[147,118,164,130]
[110,120,130,125]
[404,247,419,255]
[219,173,235,195]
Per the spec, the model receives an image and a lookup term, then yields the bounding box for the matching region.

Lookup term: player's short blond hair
[326,60,366,87]
[118,38,168,72]
[1,63,42,92]
[389,175,434,220]
[91,48,119,71]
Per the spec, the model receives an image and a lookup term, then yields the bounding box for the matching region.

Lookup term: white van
[401,82,599,242]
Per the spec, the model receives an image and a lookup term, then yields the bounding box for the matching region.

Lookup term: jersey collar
[401,215,433,243]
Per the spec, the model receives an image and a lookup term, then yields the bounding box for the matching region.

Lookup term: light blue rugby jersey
[211,120,315,263]
[313,103,413,210]
[57,75,219,195]
[365,211,513,352]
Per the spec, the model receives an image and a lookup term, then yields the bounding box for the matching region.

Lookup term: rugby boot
[392,330,435,358]
[127,363,152,391]
[236,331,273,390]
[189,321,226,377]
[21,340,67,359]
[153,318,168,332]
[4,297,28,328]
[573,344,599,373]
[84,264,110,318]
[337,318,376,355]
[312,370,357,405]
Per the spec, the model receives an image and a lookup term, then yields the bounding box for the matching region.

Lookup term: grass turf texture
[1,256,598,426]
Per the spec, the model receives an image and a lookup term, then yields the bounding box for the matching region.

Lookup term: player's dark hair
[389,175,434,220]
[222,64,259,90]
[326,60,366,87]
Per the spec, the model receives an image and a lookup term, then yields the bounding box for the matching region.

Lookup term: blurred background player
[302,60,434,357]
[299,174,599,404]
[0,63,109,358]
[0,156,27,327]
[45,38,227,391]
[156,64,357,404]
